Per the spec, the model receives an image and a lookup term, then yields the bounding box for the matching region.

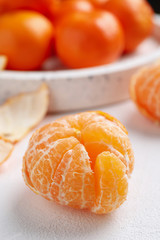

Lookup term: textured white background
[0,100,160,240]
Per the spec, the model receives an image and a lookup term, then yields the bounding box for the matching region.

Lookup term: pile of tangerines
[0,0,153,70]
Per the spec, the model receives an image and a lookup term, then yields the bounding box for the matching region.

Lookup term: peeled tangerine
[130,61,160,123]
[23,111,134,214]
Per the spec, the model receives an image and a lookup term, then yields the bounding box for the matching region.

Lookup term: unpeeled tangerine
[23,111,134,214]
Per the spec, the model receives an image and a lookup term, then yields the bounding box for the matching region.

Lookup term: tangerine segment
[61,111,133,174]
[130,62,160,123]
[84,141,125,171]
[24,137,79,197]
[97,111,128,135]
[81,121,134,175]
[51,144,95,209]
[64,111,127,134]
[92,152,128,214]
[65,111,107,130]
[23,111,134,214]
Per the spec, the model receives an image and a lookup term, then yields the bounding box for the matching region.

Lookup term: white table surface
[0,100,160,240]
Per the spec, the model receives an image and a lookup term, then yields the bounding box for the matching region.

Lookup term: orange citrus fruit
[55,10,125,69]
[23,111,134,214]
[0,11,54,70]
[90,0,153,52]
[54,0,94,21]
[0,0,56,16]
[130,61,160,123]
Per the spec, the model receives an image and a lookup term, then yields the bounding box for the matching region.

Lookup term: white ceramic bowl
[0,15,160,112]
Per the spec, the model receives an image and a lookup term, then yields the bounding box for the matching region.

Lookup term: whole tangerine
[55,10,125,69]
[0,11,54,70]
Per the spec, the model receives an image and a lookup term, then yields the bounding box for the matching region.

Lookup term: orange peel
[130,61,160,123]
[0,136,14,166]
[23,111,134,214]
[0,83,49,143]
[0,55,7,70]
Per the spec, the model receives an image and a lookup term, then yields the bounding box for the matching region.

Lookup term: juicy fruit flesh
[23,111,134,214]
[130,62,160,123]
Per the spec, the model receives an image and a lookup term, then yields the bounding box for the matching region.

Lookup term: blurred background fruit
[55,10,125,69]
[0,0,155,70]
[0,11,54,70]
[53,0,94,21]
[90,0,154,52]
[0,0,56,16]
